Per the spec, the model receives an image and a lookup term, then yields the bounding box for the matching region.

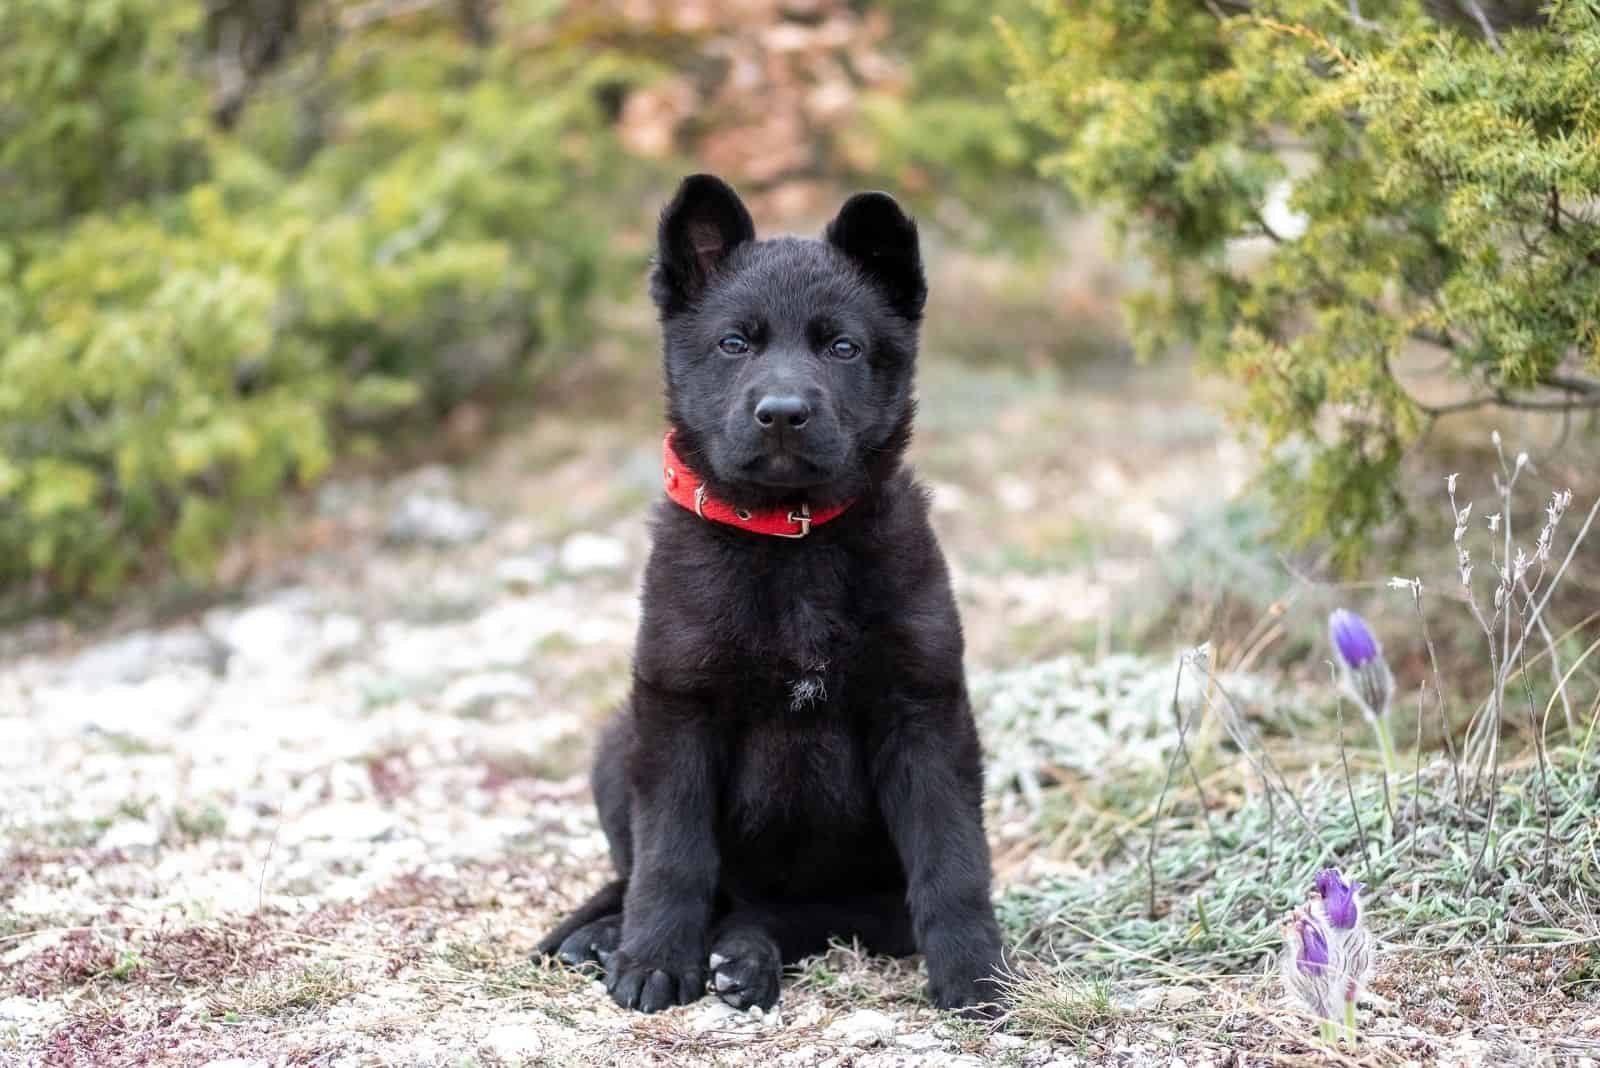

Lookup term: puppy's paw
[707,930,781,1011]
[547,915,621,969]
[604,950,705,1013]
[925,930,1007,1019]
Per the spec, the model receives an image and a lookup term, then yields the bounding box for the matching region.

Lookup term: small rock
[67,628,223,685]
[995,476,1039,513]
[688,1000,748,1033]
[284,802,397,844]
[198,1060,270,1068]
[928,481,969,514]
[559,532,627,575]
[897,1030,943,1051]
[1134,984,1205,1012]
[481,1021,544,1060]
[0,994,59,1024]
[990,1033,1026,1050]
[495,554,551,592]
[98,819,162,851]
[212,596,320,676]
[439,672,536,717]
[386,492,490,547]
[825,1008,896,1048]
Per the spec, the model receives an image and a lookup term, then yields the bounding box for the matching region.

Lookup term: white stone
[825,1008,896,1047]
[496,554,551,592]
[0,993,59,1024]
[213,597,321,677]
[559,532,627,575]
[386,492,490,547]
[928,481,969,514]
[439,672,536,717]
[65,629,221,685]
[995,476,1039,513]
[1134,984,1205,1011]
[98,818,162,851]
[481,1021,544,1060]
[897,1030,942,1051]
[283,802,397,844]
[689,1000,748,1033]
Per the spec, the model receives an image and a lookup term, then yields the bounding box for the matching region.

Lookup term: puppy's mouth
[737,450,835,489]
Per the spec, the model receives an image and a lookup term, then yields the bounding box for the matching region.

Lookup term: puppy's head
[651,174,926,510]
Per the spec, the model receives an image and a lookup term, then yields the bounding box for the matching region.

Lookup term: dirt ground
[4,316,1597,1064]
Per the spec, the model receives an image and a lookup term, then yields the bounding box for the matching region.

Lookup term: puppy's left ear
[825,191,926,322]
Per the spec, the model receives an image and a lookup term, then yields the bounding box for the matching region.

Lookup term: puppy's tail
[534,878,627,958]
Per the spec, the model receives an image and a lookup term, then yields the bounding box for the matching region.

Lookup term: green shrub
[860,0,1057,250]
[1005,0,1600,565]
[0,1,647,594]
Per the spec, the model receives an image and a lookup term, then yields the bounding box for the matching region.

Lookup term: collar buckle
[776,502,812,539]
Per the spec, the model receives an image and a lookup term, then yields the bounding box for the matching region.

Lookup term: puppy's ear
[825,191,926,321]
[652,174,756,315]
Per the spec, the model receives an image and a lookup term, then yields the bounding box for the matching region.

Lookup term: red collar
[661,433,852,538]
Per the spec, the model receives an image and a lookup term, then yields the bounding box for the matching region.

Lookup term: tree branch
[1539,372,1600,395]
[1457,0,1505,52]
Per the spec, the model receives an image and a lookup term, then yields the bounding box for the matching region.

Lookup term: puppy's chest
[724,715,875,833]
[717,568,866,710]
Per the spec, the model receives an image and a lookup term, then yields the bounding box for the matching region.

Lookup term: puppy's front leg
[607,690,719,1012]
[874,706,1005,1016]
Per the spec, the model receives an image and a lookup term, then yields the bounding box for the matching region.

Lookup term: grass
[1003,975,1120,1049]
[1000,746,1600,981]
[223,963,360,1018]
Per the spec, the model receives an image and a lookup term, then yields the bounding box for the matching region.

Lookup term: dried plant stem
[1372,715,1397,830]
[1497,493,1600,701]
[1410,589,1463,807]
[1515,615,1554,878]
[1333,677,1376,878]
[1147,654,1207,917]
[1198,665,1317,833]
[1412,683,1424,865]
[1522,577,1575,735]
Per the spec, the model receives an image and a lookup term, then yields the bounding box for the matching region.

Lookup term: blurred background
[3,0,1596,652]
[3,2,1600,1060]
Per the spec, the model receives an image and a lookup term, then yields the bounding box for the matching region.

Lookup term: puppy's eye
[718,334,750,356]
[829,338,862,360]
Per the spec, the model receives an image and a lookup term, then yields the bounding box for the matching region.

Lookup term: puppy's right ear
[651,174,756,316]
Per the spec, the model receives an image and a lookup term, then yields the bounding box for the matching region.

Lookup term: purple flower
[1313,868,1364,930]
[1293,912,1332,977]
[1328,609,1395,723]
[1328,610,1379,669]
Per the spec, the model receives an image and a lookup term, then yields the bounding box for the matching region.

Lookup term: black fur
[537,174,1006,1016]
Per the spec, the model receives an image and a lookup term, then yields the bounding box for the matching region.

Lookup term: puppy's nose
[754,395,810,431]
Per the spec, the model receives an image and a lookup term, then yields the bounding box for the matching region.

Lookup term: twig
[1496,493,1600,710]
[1408,584,1463,807]
[1515,614,1554,879]
[1333,671,1376,878]
[1522,575,1575,735]
[1458,0,1505,52]
[1196,665,1318,834]
[1412,682,1424,866]
[1148,655,1191,917]
[1147,652,1218,917]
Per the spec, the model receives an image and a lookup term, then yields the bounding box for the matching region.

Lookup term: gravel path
[1,356,1258,1066]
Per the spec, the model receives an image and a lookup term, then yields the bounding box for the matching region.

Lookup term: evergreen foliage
[1006,0,1600,563]
[0,0,645,593]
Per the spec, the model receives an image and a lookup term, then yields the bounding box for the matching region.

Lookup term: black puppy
[536,175,1005,1016]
